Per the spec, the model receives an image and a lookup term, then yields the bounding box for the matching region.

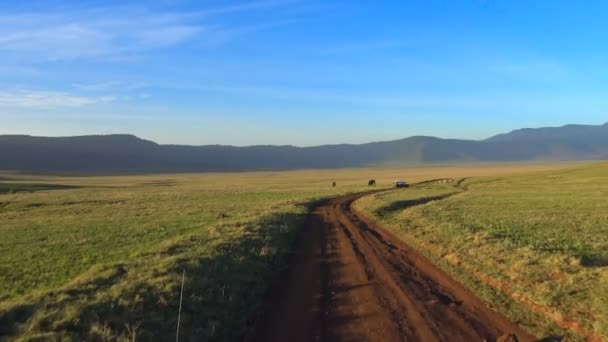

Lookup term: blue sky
[1,0,608,146]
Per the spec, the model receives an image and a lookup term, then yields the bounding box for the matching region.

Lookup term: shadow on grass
[0,183,80,194]
[537,336,568,342]
[522,244,608,269]
[0,207,313,341]
[579,253,608,268]
[374,193,454,217]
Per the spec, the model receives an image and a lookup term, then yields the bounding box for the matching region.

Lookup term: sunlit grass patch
[355,162,608,340]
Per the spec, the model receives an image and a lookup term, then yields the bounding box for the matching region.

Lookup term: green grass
[0,163,577,341]
[0,173,369,341]
[355,162,608,340]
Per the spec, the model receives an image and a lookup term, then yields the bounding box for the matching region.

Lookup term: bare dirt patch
[251,191,534,341]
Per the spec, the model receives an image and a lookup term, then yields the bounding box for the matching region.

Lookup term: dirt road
[251,191,535,342]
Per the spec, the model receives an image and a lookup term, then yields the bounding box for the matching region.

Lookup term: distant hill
[487,122,608,142]
[1,122,607,174]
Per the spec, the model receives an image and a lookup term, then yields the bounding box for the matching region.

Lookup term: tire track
[251,189,535,342]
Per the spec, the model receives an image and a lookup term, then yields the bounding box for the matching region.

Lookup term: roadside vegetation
[0,171,367,341]
[0,163,574,340]
[355,162,608,340]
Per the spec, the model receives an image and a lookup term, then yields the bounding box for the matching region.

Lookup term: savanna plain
[0,162,606,341]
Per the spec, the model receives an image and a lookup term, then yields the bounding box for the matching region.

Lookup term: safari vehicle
[393,180,409,188]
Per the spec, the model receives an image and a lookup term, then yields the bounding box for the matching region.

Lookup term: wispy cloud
[322,40,402,55]
[71,81,148,92]
[195,0,297,16]
[179,83,491,110]
[0,90,115,108]
[0,11,202,60]
[202,18,305,47]
[0,1,300,61]
[488,59,579,82]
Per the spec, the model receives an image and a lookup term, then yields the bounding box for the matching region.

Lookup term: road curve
[251,191,535,342]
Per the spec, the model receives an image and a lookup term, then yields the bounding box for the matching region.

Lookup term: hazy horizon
[2,1,608,145]
[1,120,608,148]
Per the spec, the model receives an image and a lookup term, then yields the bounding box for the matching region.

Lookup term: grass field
[355,162,608,340]
[0,163,579,340]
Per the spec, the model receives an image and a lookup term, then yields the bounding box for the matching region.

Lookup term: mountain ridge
[486,122,608,142]
[1,123,607,174]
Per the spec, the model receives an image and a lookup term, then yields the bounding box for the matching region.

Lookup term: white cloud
[71,81,148,92]
[195,0,294,16]
[0,11,202,60]
[0,1,301,61]
[0,90,115,109]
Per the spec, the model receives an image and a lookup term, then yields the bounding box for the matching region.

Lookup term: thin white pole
[176,269,185,342]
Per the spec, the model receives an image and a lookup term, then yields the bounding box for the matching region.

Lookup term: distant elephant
[332,182,336,187]
[368,180,376,187]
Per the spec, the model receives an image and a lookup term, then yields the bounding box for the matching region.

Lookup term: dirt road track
[251,191,535,342]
